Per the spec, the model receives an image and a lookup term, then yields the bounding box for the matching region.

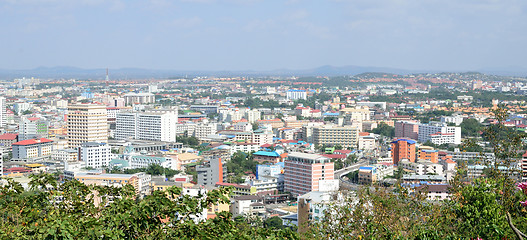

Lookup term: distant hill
[0,65,524,79]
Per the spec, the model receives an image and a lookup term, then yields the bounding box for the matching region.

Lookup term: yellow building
[67,104,108,148]
[312,125,359,148]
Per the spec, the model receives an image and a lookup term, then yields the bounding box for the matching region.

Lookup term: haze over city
[1,0,526,73]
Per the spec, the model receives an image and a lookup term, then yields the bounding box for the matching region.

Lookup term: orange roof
[359,132,370,136]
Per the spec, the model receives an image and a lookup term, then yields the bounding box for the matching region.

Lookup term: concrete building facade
[67,104,108,148]
[284,152,334,196]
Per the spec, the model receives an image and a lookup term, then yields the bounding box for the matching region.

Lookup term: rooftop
[253,151,280,158]
[13,138,53,146]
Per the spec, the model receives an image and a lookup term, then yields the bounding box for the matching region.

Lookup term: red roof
[334,149,352,154]
[321,154,347,159]
[27,117,40,121]
[13,138,53,146]
[523,152,527,158]
[0,133,18,140]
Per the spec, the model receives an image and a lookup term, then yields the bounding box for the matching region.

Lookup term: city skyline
[1,0,526,73]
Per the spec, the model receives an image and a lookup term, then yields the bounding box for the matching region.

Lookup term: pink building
[284,152,334,196]
[395,121,419,140]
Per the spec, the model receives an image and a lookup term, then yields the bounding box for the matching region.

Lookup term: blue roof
[391,139,416,144]
[253,151,280,157]
[359,166,374,171]
[323,112,339,116]
[421,149,438,153]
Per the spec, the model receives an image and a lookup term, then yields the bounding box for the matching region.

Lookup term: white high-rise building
[245,109,261,123]
[0,97,5,128]
[79,142,112,169]
[19,116,48,140]
[194,123,217,140]
[286,90,307,100]
[418,122,461,144]
[67,104,108,148]
[115,110,178,142]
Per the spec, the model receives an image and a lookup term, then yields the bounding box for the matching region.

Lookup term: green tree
[0,174,298,239]
[368,122,395,138]
[460,118,484,137]
[264,216,283,229]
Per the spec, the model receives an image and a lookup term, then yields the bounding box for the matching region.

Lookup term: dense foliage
[0,175,297,239]
[368,122,395,138]
[225,152,259,183]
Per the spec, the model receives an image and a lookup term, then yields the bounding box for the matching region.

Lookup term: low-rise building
[416,184,451,200]
[253,151,281,164]
[230,195,265,217]
[0,133,18,150]
[74,171,151,196]
[399,159,443,176]
[358,163,394,184]
[12,138,53,161]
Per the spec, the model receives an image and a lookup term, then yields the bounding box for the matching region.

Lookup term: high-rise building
[123,92,155,106]
[19,116,48,140]
[196,157,225,186]
[79,142,112,169]
[418,149,439,163]
[522,152,527,182]
[284,152,335,196]
[67,104,108,148]
[339,106,371,122]
[115,110,178,142]
[286,90,307,100]
[418,122,461,144]
[391,139,416,165]
[0,96,5,128]
[395,121,419,140]
[312,125,359,148]
[245,109,261,123]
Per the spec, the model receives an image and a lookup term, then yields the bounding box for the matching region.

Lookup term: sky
[1,0,526,72]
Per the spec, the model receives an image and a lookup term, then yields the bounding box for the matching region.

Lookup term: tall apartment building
[123,92,155,106]
[418,122,461,144]
[0,96,5,127]
[194,123,217,140]
[67,104,108,148]
[339,106,371,122]
[391,139,416,165]
[418,149,439,163]
[284,152,334,196]
[394,121,419,140]
[19,116,48,140]
[286,89,307,100]
[312,125,359,148]
[245,109,261,123]
[196,157,225,186]
[522,152,527,182]
[0,97,5,127]
[115,110,177,142]
[79,142,112,169]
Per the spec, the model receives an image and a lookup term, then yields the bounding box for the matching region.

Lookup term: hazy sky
[1,0,526,71]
